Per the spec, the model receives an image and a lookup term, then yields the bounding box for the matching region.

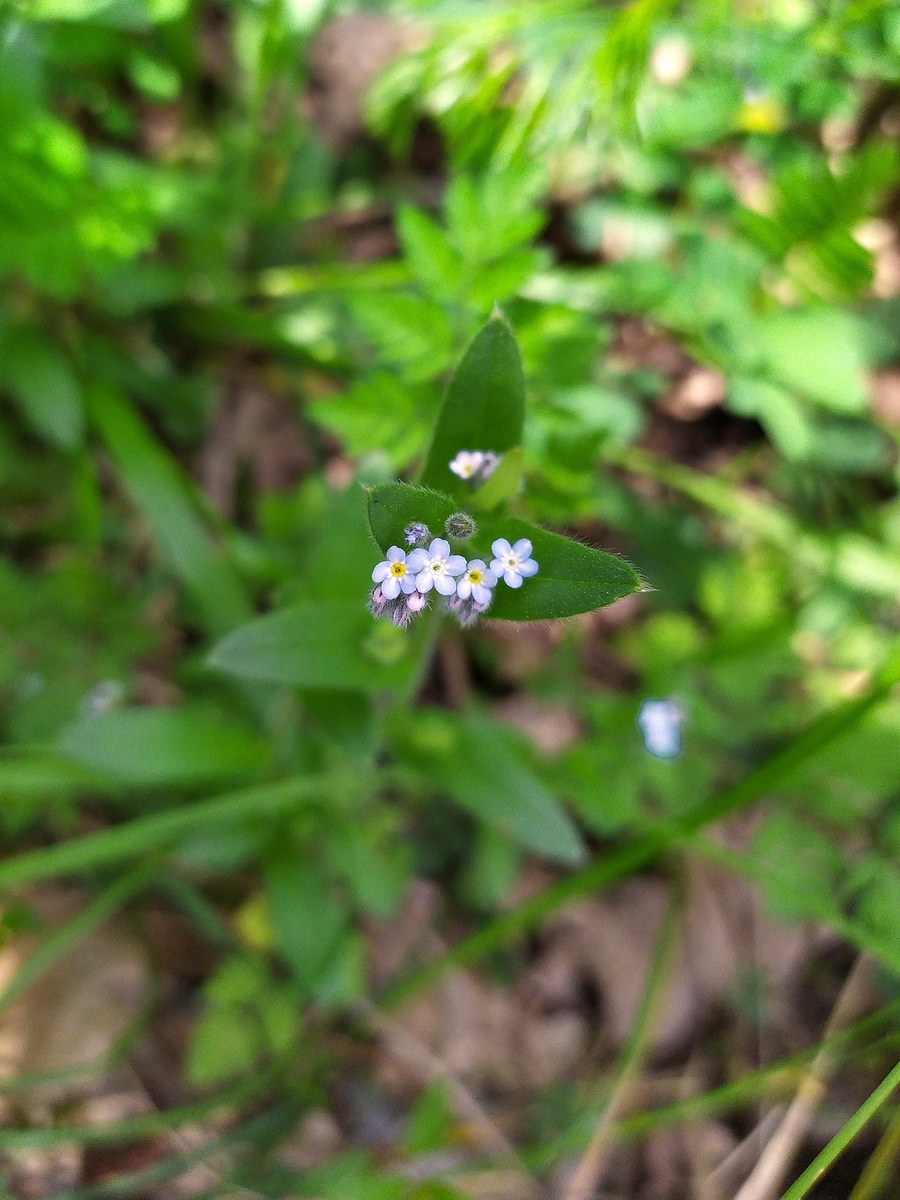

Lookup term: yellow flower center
[390,562,406,577]
[468,569,482,583]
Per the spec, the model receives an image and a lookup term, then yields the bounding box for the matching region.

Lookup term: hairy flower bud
[444,512,477,541]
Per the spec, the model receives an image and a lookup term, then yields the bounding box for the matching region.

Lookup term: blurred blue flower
[637,698,683,758]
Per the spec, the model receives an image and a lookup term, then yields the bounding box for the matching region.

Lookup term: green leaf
[263,850,348,990]
[396,205,464,300]
[419,314,526,500]
[482,518,642,620]
[729,376,815,461]
[209,601,419,691]
[2,330,84,449]
[57,708,268,785]
[752,308,868,414]
[367,484,643,620]
[394,709,585,866]
[88,383,251,638]
[468,446,524,512]
[366,483,457,552]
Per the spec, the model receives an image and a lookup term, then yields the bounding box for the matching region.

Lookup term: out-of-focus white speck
[637,698,683,759]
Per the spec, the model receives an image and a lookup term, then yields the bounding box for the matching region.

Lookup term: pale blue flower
[372,545,425,599]
[490,538,539,589]
[637,699,683,759]
[456,559,497,606]
[414,538,467,596]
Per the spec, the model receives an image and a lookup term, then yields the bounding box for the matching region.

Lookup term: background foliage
[1,0,900,1195]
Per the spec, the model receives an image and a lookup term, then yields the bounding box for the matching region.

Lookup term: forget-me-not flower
[413,538,467,596]
[456,560,497,607]
[490,538,539,589]
[372,546,426,599]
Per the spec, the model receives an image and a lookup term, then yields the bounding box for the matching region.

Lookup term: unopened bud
[444,512,477,541]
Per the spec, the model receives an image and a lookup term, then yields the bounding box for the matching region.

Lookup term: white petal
[481,569,498,587]
[372,562,390,583]
[416,571,434,592]
[491,538,511,558]
[434,574,457,596]
[466,559,486,573]
[406,549,428,572]
[445,555,467,575]
[429,538,450,560]
[511,538,533,559]
[386,546,405,563]
[400,574,420,593]
[457,578,472,599]
[382,575,401,599]
[504,570,523,588]
[518,559,539,578]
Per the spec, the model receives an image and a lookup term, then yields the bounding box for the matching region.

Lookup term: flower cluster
[371,534,539,629]
[449,450,500,485]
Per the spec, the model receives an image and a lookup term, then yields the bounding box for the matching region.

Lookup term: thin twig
[561,878,683,1200]
[733,954,876,1200]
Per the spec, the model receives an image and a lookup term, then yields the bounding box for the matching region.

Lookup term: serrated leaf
[396,205,464,300]
[367,484,643,620]
[419,315,525,500]
[209,601,419,691]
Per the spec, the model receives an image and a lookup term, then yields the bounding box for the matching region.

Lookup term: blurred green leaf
[263,850,350,994]
[395,709,586,866]
[88,384,251,637]
[396,205,464,300]
[57,707,269,785]
[2,330,84,449]
[209,602,419,691]
[752,308,868,414]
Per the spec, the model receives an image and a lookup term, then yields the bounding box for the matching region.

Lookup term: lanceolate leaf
[480,517,643,620]
[366,482,457,551]
[394,710,585,866]
[367,483,643,620]
[419,313,525,500]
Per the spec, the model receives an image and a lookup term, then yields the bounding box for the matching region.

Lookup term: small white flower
[456,559,497,606]
[372,546,425,599]
[490,537,539,589]
[414,538,466,596]
[449,450,485,480]
[637,699,683,759]
[480,452,500,478]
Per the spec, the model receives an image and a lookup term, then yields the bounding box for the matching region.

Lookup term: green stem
[779,1058,900,1200]
[847,1107,900,1200]
[0,775,327,889]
